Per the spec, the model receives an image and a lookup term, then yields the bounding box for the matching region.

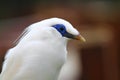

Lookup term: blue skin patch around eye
[52,24,75,39]
[52,24,67,36]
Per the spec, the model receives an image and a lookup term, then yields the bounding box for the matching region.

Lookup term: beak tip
[81,37,86,42]
[75,35,86,42]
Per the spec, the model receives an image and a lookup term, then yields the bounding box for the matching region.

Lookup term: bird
[0,18,85,80]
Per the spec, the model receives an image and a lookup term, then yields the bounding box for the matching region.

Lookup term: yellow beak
[74,35,86,42]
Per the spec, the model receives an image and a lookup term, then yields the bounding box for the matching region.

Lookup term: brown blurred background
[0,0,120,80]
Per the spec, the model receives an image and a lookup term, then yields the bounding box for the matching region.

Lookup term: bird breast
[12,41,67,80]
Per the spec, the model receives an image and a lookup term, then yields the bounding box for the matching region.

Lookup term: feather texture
[0,18,82,80]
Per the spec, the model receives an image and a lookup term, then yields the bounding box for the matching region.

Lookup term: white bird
[0,18,85,80]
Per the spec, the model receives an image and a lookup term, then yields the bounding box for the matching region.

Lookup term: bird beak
[63,32,86,42]
[74,35,86,42]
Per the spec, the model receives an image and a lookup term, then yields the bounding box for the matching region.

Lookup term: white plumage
[0,18,85,80]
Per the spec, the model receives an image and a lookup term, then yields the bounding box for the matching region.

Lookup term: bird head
[16,18,85,45]
[46,18,86,42]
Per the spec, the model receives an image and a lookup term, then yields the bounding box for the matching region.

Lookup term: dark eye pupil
[60,27,64,31]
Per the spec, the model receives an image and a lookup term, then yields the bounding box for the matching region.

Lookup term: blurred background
[0,0,120,80]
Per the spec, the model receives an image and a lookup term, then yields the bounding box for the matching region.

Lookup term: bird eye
[59,27,64,31]
[52,24,67,36]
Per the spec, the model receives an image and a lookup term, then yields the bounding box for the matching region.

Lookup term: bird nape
[0,18,85,80]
